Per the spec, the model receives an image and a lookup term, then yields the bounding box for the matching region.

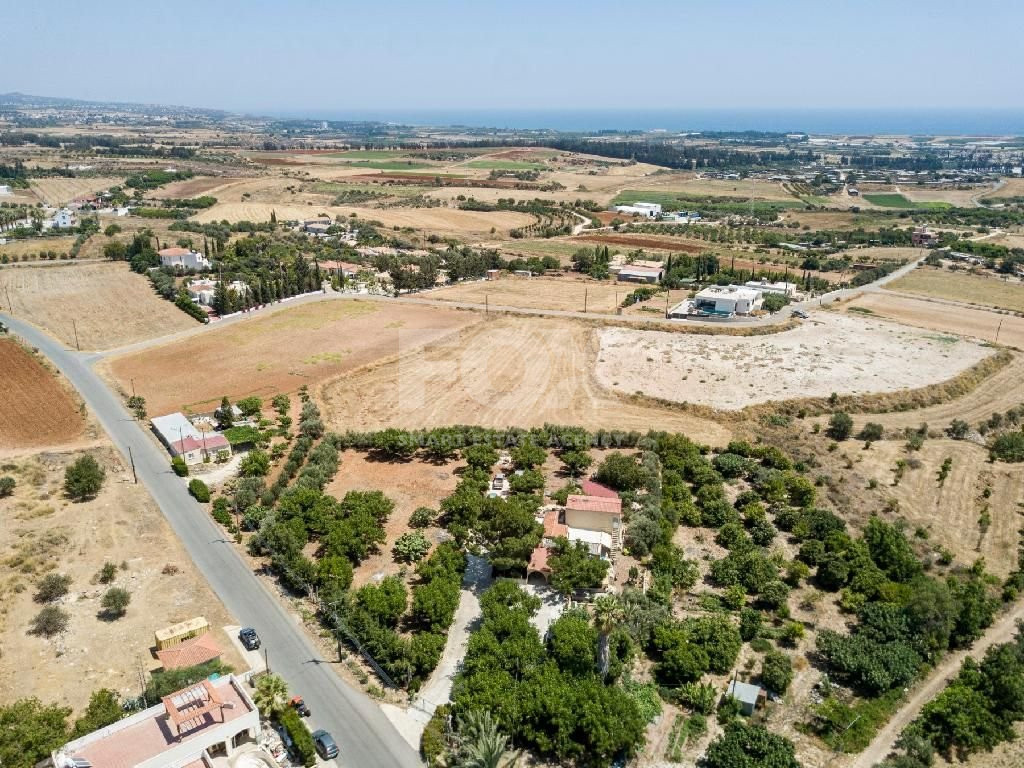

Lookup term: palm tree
[455,709,519,768]
[252,673,288,716]
[593,594,623,678]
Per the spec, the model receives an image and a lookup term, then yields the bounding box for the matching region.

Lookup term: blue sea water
[272,108,1024,136]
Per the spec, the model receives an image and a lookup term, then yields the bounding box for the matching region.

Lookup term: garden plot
[595,313,991,410]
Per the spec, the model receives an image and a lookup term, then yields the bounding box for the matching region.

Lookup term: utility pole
[3,285,11,313]
[131,377,135,396]
[995,317,1004,344]
[485,294,488,315]
[128,446,137,483]
[584,288,588,313]
[72,319,80,351]
[264,647,270,674]
[665,291,670,318]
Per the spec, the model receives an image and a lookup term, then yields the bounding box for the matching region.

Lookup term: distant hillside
[0,91,229,118]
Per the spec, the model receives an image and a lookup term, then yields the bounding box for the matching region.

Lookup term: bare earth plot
[27,177,123,206]
[842,291,1024,348]
[595,313,991,410]
[0,261,198,350]
[107,299,479,415]
[424,277,624,313]
[148,176,249,199]
[320,315,731,445]
[0,338,85,451]
[0,446,243,713]
[887,266,1024,313]
[857,440,1024,578]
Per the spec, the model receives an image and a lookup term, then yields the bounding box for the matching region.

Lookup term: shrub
[35,573,72,603]
[30,605,70,636]
[760,650,794,694]
[421,704,450,767]
[0,475,15,497]
[858,423,884,442]
[171,456,189,477]
[64,454,105,501]
[95,562,118,584]
[827,412,854,441]
[409,507,436,528]
[188,479,210,502]
[278,706,316,767]
[596,451,644,490]
[240,449,271,477]
[393,531,431,563]
[100,587,131,619]
[990,431,1024,462]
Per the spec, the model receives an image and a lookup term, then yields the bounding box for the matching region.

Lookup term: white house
[187,279,218,305]
[159,247,211,271]
[693,285,763,316]
[151,412,231,465]
[0,184,10,196]
[52,675,263,768]
[614,201,662,218]
[744,279,798,298]
[50,208,76,229]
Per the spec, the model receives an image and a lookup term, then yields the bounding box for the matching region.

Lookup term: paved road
[1,312,422,768]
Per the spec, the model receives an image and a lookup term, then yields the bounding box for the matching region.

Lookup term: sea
[268,108,1024,136]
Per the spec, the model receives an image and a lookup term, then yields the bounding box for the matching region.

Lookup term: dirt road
[851,598,1024,768]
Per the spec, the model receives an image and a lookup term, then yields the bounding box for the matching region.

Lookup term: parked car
[792,309,809,319]
[290,695,310,717]
[238,627,261,651]
[312,729,339,759]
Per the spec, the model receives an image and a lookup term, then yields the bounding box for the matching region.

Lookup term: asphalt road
[1,312,422,768]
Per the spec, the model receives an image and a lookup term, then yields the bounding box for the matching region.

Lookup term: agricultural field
[27,177,123,207]
[613,188,805,211]
[105,298,479,415]
[424,276,625,313]
[862,193,951,210]
[595,312,992,410]
[487,237,584,264]
[0,338,85,452]
[887,266,1024,312]
[320,315,730,445]
[464,159,547,171]
[148,175,248,199]
[0,262,198,351]
[841,291,1024,347]
[0,236,77,260]
[0,445,243,713]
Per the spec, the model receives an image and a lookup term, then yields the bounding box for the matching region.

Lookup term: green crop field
[466,160,547,171]
[863,193,952,210]
[326,150,408,159]
[341,160,434,171]
[612,189,804,212]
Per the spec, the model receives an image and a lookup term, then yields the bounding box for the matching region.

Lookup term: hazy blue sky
[4,0,1022,114]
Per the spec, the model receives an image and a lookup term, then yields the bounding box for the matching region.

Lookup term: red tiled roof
[319,260,361,272]
[566,494,622,515]
[528,545,550,574]
[543,508,568,538]
[172,433,229,454]
[580,479,619,499]
[155,632,222,670]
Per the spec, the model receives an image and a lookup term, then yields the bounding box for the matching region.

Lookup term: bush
[171,456,189,477]
[858,423,884,442]
[30,605,70,636]
[421,703,450,767]
[35,573,72,603]
[595,451,644,490]
[409,507,436,528]
[96,562,117,584]
[990,431,1024,462]
[0,475,14,497]
[100,587,131,619]
[393,531,431,563]
[240,449,271,477]
[278,706,316,767]
[64,454,105,501]
[760,650,794,694]
[827,412,854,441]
[188,479,210,502]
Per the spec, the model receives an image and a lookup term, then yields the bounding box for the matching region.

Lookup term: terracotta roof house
[155,632,222,670]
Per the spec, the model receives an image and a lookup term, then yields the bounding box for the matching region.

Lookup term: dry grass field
[0,236,78,259]
[425,276,625,313]
[320,315,731,445]
[0,445,243,712]
[841,292,1024,347]
[595,313,992,410]
[855,439,1024,578]
[106,299,479,415]
[980,177,1024,199]
[28,177,123,207]
[0,262,199,350]
[0,339,85,451]
[887,266,1024,312]
[148,176,249,199]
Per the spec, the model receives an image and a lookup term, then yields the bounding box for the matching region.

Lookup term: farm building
[318,260,361,279]
[526,494,624,583]
[47,208,76,229]
[847,187,860,196]
[486,269,501,280]
[151,412,231,465]
[911,226,937,247]
[726,680,765,715]
[613,202,662,218]
[159,247,211,271]
[155,632,222,671]
[744,279,798,298]
[616,265,663,284]
[693,285,763,316]
[0,184,10,196]
[52,675,263,768]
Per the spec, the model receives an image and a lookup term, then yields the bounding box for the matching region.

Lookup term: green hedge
[278,707,316,766]
[188,479,210,502]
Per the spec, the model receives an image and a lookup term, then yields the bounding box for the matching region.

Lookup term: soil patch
[0,338,85,450]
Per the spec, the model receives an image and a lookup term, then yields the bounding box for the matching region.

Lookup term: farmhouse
[613,202,662,218]
[911,226,937,247]
[159,247,211,271]
[52,675,263,768]
[48,208,76,229]
[693,285,763,316]
[526,493,624,583]
[319,260,362,279]
[151,412,231,465]
[616,265,663,284]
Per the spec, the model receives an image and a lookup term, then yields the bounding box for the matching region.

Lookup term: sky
[3,0,1022,116]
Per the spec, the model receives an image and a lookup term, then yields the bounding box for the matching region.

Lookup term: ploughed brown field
[0,338,84,450]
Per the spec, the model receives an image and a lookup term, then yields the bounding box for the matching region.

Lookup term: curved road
[1,312,421,768]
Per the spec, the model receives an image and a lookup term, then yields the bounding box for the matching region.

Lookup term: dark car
[793,309,809,319]
[312,729,339,760]
[238,627,261,651]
